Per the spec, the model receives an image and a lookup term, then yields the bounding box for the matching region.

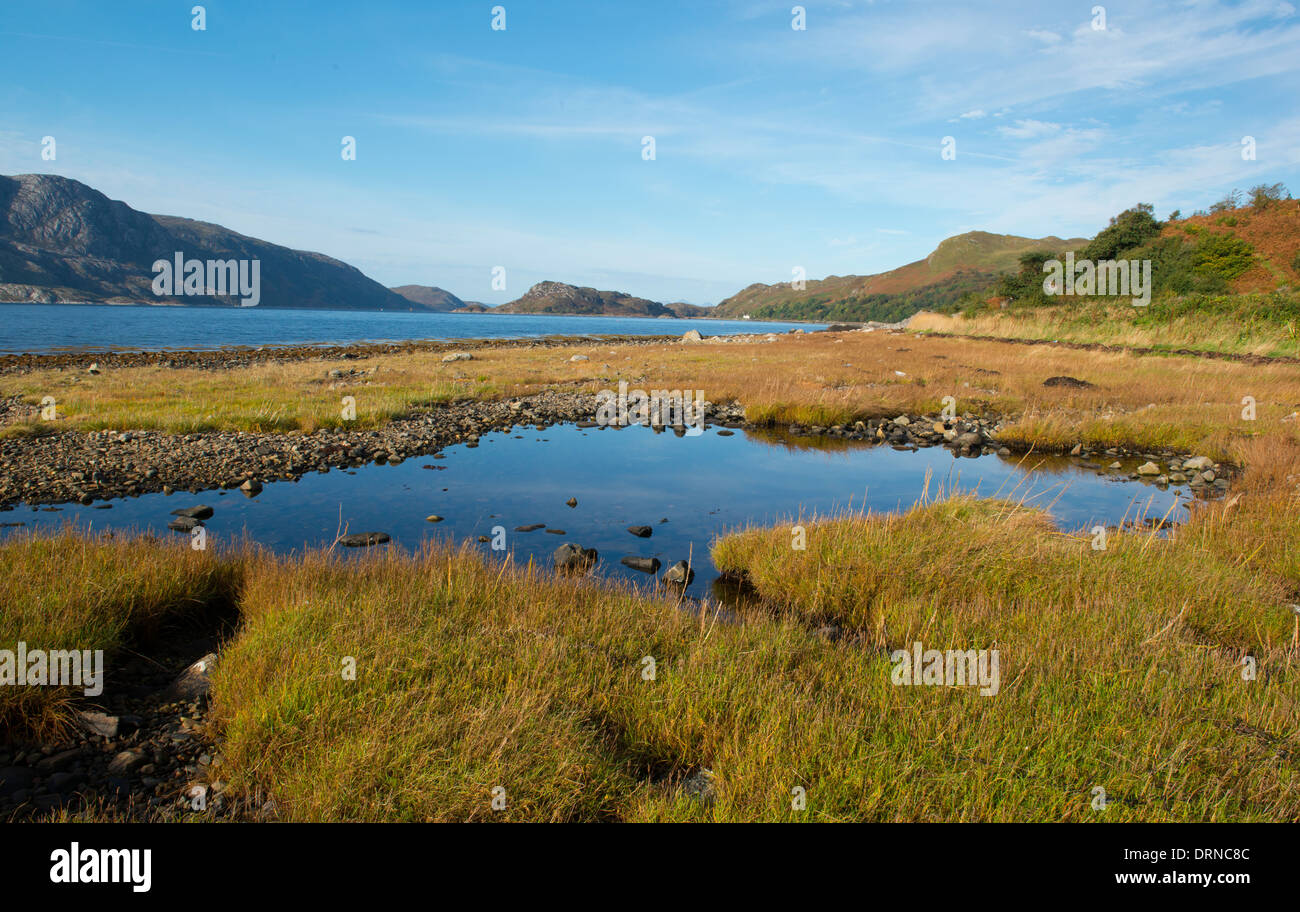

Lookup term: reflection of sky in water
[0,424,1202,594]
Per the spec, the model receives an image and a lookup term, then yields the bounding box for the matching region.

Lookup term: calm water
[0,303,818,354]
[1,423,1202,598]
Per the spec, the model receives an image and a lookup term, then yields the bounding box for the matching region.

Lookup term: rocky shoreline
[1,388,1230,510]
[0,332,685,378]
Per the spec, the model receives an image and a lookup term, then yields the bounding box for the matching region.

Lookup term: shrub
[1248,182,1289,210]
[1193,233,1255,281]
[1209,189,1242,214]
[1081,204,1161,261]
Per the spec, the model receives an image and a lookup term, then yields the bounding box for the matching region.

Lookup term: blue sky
[2,0,1298,305]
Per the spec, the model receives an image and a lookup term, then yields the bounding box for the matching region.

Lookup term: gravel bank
[0,388,1228,509]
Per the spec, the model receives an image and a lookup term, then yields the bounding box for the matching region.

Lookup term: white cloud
[999,119,1063,139]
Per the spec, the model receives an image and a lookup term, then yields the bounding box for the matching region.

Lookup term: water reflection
[1,423,1212,599]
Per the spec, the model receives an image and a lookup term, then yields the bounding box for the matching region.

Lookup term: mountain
[665,301,713,318]
[714,231,1090,322]
[495,281,673,317]
[0,173,419,309]
[389,285,464,311]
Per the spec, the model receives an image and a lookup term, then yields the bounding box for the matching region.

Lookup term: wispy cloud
[2,0,1297,304]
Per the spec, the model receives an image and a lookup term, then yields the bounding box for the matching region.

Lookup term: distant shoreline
[0,324,834,373]
[0,299,833,324]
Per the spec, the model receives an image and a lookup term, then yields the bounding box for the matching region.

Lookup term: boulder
[554,543,598,574]
[680,330,703,344]
[620,556,661,574]
[662,560,695,586]
[106,749,147,776]
[681,767,716,804]
[1136,461,1161,476]
[337,532,391,547]
[34,749,80,773]
[627,525,653,538]
[165,653,218,701]
[77,710,120,739]
[171,505,214,520]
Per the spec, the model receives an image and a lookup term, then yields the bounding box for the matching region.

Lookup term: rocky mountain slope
[0,174,418,309]
[665,301,713,318]
[389,285,465,311]
[495,281,674,317]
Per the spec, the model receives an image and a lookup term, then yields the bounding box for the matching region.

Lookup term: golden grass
[4,442,1296,820]
[910,301,1300,359]
[4,329,1298,459]
[0,530,238,739]
[201,450,1295,821]
[4,322,1299,821]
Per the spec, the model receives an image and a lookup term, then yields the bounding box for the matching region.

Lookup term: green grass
[708,489,1298,821]
[0,530,238,739]
[915,292,1300,359]
[4,328,1298,821]
[196,477,1297,821]
[5,439,1298,821]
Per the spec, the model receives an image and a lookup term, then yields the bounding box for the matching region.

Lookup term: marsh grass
[3,325,1298,820]
[0,529,239,739]
[4,329,1297,462]
[7,441,1298,820]
[911,296,1300,359]
[708,476,1299,821]
[198,461,1298,821]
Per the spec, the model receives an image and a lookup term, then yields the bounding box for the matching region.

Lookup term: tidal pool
[1,423,1208,596]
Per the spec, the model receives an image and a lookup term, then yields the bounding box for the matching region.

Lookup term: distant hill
[0,173,417,309]
[665,301,713,318]
[714,231,1089,322]
[452,302,492,313]
[389,285,464,311]
[496,281,673,317]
